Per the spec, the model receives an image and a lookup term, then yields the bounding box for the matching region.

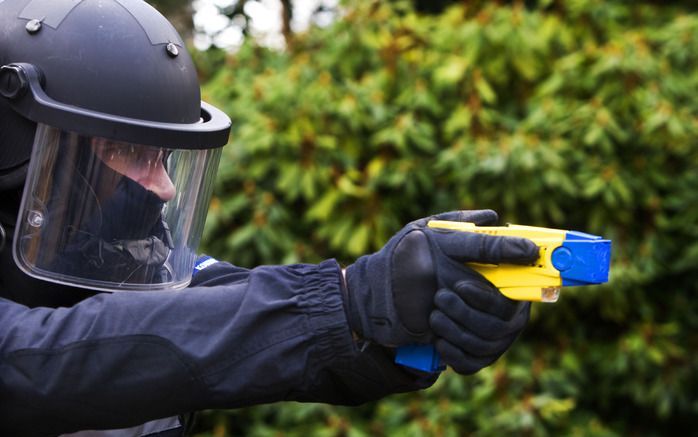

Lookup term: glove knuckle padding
[392,230,437,336]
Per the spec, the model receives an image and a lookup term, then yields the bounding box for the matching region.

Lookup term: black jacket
[0,258,435,436]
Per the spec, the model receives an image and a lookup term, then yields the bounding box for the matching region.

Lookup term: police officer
[0,1,538,436]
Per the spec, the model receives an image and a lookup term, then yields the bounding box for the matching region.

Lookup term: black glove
[344,210,538,374]
[430,281,531,374]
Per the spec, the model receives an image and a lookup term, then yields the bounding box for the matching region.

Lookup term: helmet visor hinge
[0,64,30,100]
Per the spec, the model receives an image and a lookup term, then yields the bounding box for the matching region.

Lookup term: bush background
[186,1,697,435]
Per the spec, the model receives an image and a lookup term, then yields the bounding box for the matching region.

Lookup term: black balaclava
[52,172,174,285]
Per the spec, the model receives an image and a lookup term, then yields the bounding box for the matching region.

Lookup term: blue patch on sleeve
[193,255,219,276]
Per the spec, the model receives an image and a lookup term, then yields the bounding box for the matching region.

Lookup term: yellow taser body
[428,221,570,302]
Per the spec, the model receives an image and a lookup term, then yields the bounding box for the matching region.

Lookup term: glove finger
[430,310,519,358]
[453,280,531,321]
[430,209,498,226]
[434,338,499,375]
[431,231,539,265]
[433,288,529,340]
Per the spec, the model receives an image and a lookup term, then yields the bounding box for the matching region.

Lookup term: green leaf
[433,56,470,87]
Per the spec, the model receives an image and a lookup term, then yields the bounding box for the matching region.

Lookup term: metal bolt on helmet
[0,0,232,292]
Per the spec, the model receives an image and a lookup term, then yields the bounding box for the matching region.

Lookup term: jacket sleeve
[0,259,436,436]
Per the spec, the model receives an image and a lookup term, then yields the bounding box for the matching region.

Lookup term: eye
[92,139,170,174]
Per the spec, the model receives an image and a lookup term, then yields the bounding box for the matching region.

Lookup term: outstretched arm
[0,259,431,436]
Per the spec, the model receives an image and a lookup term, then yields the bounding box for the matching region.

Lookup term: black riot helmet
[0,0,231,293]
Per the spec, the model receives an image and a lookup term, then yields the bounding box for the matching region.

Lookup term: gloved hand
[344,210,539,374]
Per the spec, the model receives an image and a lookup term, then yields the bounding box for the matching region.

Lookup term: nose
[136,161,176,202]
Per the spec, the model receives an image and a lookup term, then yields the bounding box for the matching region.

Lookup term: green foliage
[197,0,698,435]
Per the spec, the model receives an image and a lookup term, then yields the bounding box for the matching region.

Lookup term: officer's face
[91,138,176,201]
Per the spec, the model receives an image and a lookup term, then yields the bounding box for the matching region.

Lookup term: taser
[395,221,612,373]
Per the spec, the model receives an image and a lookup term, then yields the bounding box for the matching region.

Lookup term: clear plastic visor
[13,124,222,292]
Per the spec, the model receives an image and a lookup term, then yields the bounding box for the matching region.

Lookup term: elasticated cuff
[297,259,357,367]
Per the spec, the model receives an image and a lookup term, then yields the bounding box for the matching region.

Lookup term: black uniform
[0,257,434,436]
